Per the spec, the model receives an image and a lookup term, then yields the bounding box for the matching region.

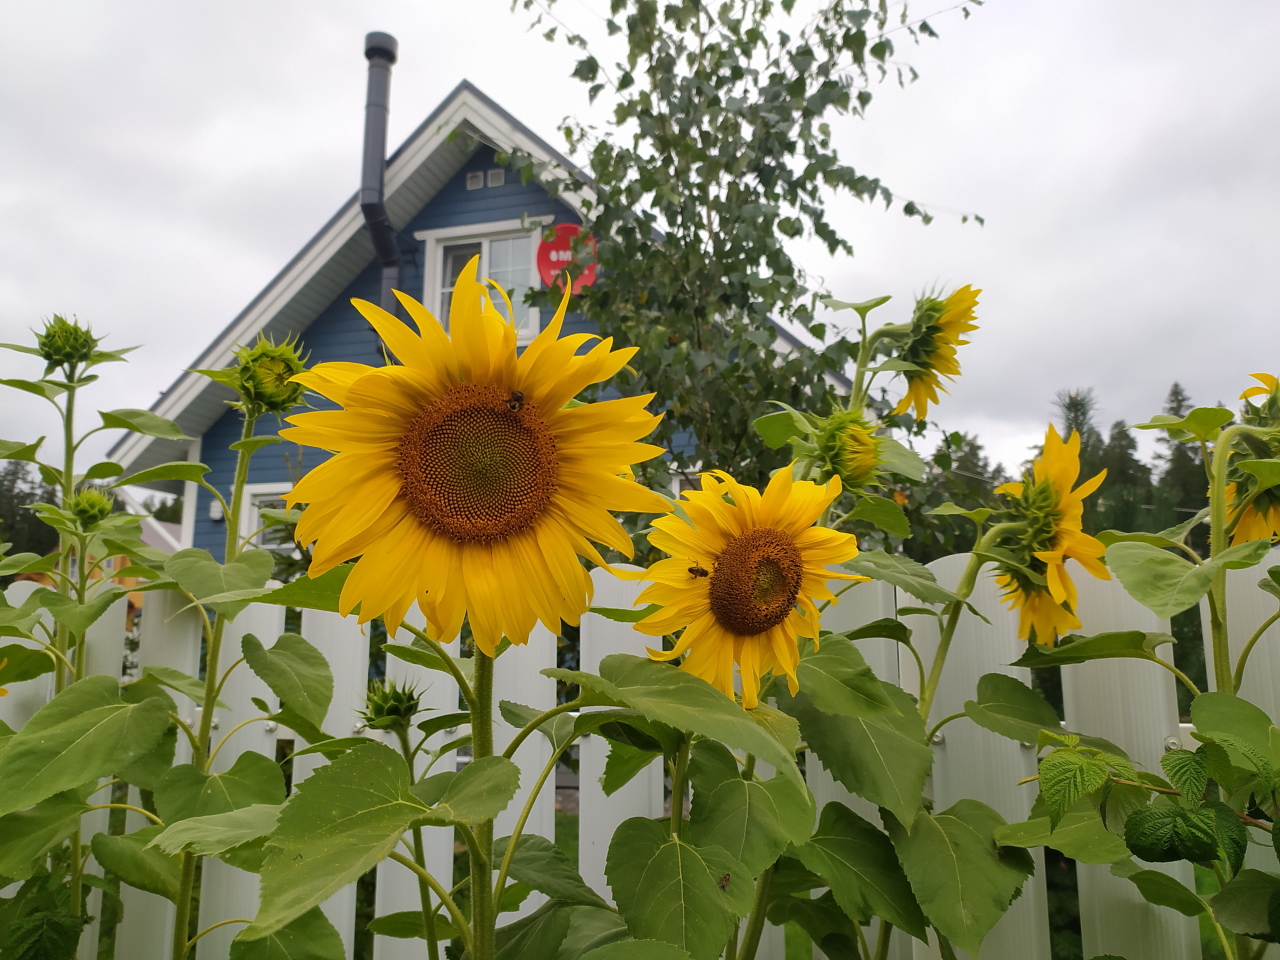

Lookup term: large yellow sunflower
[281,258,669,654]
[1227,372,1280,545]
[631,468,866,707]
[994,425,1109,645]
[892,285,980,422]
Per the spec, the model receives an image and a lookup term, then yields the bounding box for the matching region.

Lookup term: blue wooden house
[109,81,595,557]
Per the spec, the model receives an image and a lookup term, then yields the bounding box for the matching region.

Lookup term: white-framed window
[238,482,295,550]
[415,217,552,345]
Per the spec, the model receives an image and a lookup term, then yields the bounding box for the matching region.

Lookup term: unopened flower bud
[36,315,100,371]
[70,488,114,527]
[233,335,308,415]
[361,680,423,733]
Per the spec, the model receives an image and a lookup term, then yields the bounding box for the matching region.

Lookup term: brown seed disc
[707,527,804,636]
[397,383,558,542]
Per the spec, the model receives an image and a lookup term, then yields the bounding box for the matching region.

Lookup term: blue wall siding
[193,146,587,556]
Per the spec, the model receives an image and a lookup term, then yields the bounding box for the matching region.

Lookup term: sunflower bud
[69,488,115,528]
[814,411,884,490]
[360,680,423,733]
[231,335,308,415]
[36,315,100,374]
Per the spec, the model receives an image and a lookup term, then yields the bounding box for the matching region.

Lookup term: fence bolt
[931,731,945,745]
[1164,736,1182,752]
[1019,741,1034,749]
[264,721,278,733]
[353,722,367,734]
[210,718,219,730]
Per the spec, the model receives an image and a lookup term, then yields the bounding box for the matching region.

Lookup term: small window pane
[440,242,483,325]
[486,236,534,331]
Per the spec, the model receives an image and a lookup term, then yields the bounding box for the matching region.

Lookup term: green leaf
[840,551,960,605]
[1104,543,1212,618]
[1013,630,1175,668]
[606,817,752,960]
[821,294,892,316]
[554,906,631,958]
[754,409,811,449]
[112,461,211,488]
[0,552,46,580]
[1110,860,1206,916]
[1159,750,1208,800]
[580,941,695,960]
[91,826,181,902]
[964,673,1059,743]
[493,834,609,908]
[1191,692,1275,763]
[888,800,1033,956]
[796,636,895,719]
[151,803,282,858]
[994,811,1129,864]
[0,792,88,880]
[1133,407,1233,441]
[687,770,814,876]
[165,547,274,618]
[602,740,662,796]
[840,617,912,644]
[496,900,573,960]
[593,655,801,786]
[588,604,662,623]
[154,751,286,824]
[1208,869,1280,938]
[136,665,228,708]
[0,643,54,687]
[0,378,64,401]
[243,743,428,939]
[80,460,125,482]
[33,586,128,636]
[250,565,352,613]
[0,675,170,817]
[241,633,332,729]
[410,755,521,825]
[99,408,192,441]
[926,502,994,526]
[365,911,458,940]
[117,711,178,792]
[0,437,45,463]
[285,737,371,761]
[848,495,910,538]
[780,683,931,825]
[876,436,926,482]
[792,802,927,940]
[1037,751,1110,827]
[231,907,346,960]
[1123,803,1218,862]
[230,436,283,455]
[1237,459,1280,498]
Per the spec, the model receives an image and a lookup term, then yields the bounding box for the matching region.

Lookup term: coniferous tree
[1095,420,1155,533]
[900,432,1010,563]
[1152,381,1209,543]
[0,461,59,580]
[1054,389,1107,532]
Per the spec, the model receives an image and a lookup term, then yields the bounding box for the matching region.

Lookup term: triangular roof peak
[111,80,580,479]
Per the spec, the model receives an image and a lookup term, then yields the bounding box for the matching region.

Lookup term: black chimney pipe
[360,32,401,313]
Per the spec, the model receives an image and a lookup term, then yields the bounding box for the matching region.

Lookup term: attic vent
[466,171,484,190]
[487,169,505,187]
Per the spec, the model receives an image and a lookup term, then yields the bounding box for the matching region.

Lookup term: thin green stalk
[1152,657,1202,697]
[184,918,252,955]
[872,919,892,960]
[669,737,692,837]
[224,416,257,561]
[85,804,164,827]
[854,921,872,960]
[925,712,966,745]
[171,854,198,960]
[388,852,473,958]
[493,740,578,900]
[402,622,476,710]
[395,726,440,960]
[470,651,496,960]
[1235,608,1280,691]
[502,699,581,759]
[735,864,774,960]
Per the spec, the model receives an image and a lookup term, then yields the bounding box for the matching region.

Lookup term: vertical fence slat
[198,602,286,959]
[577,568,665,902]
[1063,573,1197,959]
[374,620,460,960]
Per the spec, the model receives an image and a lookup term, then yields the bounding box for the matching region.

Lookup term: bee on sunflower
[280,257,669,654]
[993,425,1110,645]
[1226,373,1280,545]
[631,468,867,707]
[892,285,980,422]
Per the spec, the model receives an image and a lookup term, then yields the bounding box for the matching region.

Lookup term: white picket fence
[5,551,1280,959]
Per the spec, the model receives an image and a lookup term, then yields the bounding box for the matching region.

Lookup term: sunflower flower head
[993,425,1109,646]
[36,314,100,375]
[1227,373,1280,545]
[281,257,668,654]
[361,679,423,733]
[233,335,309,416]
[815,410,885,490]
[632,467,868,708]
[891,285,980,422]
[69,488,114,528]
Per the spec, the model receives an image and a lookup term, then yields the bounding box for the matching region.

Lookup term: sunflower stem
[669,737,692,837]
[1208,426,1240,694]
[735,863,774,960]
[1235,608,1280,692]
[872,919,892,960]
[470,650,496,960]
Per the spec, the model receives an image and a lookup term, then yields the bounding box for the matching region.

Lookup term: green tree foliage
[508,0,979,489]
[900,432,1009,563]
[1153,381,1209,543]
[0,462,58,579]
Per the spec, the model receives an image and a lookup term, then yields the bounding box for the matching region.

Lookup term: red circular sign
[536,223,597,293]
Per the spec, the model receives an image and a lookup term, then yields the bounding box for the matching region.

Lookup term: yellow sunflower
[816,410,885,490]
[631,468,866,707]
[1227,372,1280,545]
[994,425,1109,645]
[892,285,980,422]
[281,257,669,654]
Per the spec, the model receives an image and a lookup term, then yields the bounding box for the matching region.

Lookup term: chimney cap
[365,32,398,63]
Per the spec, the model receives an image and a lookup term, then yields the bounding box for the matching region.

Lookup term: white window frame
[414,216,553,345]
[238,481,295,550]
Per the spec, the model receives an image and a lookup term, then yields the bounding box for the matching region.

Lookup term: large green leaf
[91,826,181,903]
[154,751,286,824]
[601,741,663,796]
[766,889,861,959]
[0,792,87,880]
[151,803,282,858]
[1123,803,1218,863]
[0,643,54,687]
[888,800,1033,956]
[840,550,960,605]
[410,755,521,825]
[686,770,813,876]
[496,900,573,960]
[848,495,910,538]
[962,674,1125,756]
[112,461,212,488]
[1105,543,1212,618]
[555,906,631,958]
[794,636,895,719]
[1191,692,1275,758]
[780,683,931,825]
[792,802,926,940]
[592,655,801,785]
[243,742,428,939]
[1133,407,1233,441]
[1208,869,1280,939]
[1012,631,1176,668]
[136,665,228,708]
[754,407,812,449]
[1038,750,1111,827]
[580,942,694,960]
[230,907,346,960]
[164,547,275,618]
[606,817,753,960]
[994,811,1129,864]
[0,675,170,817]
[32,587,129,636]
[494,834,609,908]
[99,408,192,441]
[1110,860,1206,916]
[252,565,353,614]
[365,912,459,940]
[242,633,333,729]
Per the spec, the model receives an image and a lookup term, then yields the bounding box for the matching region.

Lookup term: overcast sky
[2,0,1277,478]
